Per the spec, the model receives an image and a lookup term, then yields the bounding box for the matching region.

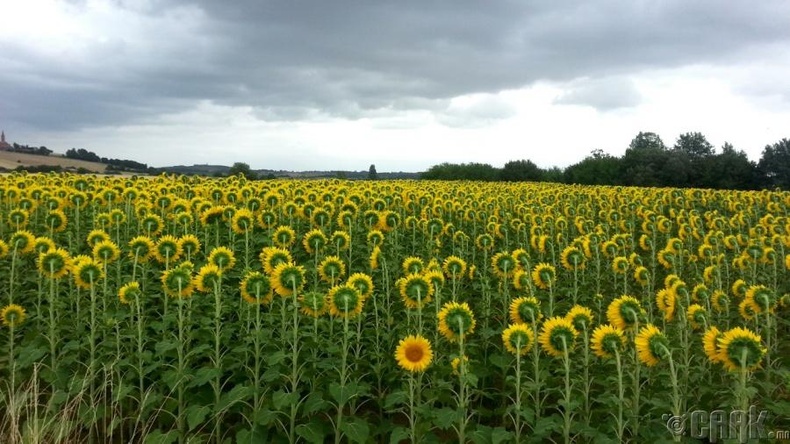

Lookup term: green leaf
[143,429,179,444]
[469,425,513,444]
[389,426,410,444]
[488,353,512,371]
[235,426,270,444]
[267,351,287,365]
[186,405,211,431]
[154,340,178,355]
[296,419,327,444]
[384,390,408,409]
[432,407,458,430]
[302,392,328,415]
[216,384,252,413]
[189,367,220,389]
[272,389,298,411]
[340,417,370,443]
[16,345,46,368]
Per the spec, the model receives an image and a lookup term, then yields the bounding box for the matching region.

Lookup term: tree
[421,162,500,181]
[500,159,543,181]
[628,131,666,151]
[564,151,622,185]
[228,162,257,180]
[368,164,378,180]
[758,138,790,189]
[699,143,759,190]
[673,132,714,159]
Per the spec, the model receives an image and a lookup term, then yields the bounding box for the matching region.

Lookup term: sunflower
[442,255,467,279]
[509,296,542,325]
[635,324,669,367]
[738,298,759,321]
[731,279,747,299]
[711,290,729,312]
[633,266,649,287]
[367,230,384,247]
[399,273,434,309]
[0,240,7,259]
[118,281,141,305]
[176,235,201,261]
[38,248,71,279]
[612,256,629,274]
[272,226,297,248]
[565,305,594,331]
[1,304,26,328]
[86,229,110,248]
[199,205,225,226]
[538,317,578,358]
[231,208,254,234]
[299,291,329,317]
[606,295,642,330]
[240,271,273,304]
[93,239,121,265]
[423,270,445,291]
[45,209,68,232]
[153,235,182,264]
[10,230,35,255]
[369,245,381,270]
[702,326,723,364]
[511,248,530,269]
[745,285,776,313]
[686,304,707,330]
[260,247,292,275]
[257,209,278,229]
[302,229,327,254]
[318,255,346,284]
[328,284,364,318]
[716,327,766,372]
[559,245,586,271]
[402,256,425,275]
[161,265,194,298]
[657,248,676,269]
[437,302,476,343]
[502,324,535,356]
[73,257,103,289]
[208,246,236,272]
[347,273,374,300]
[141,213,165,237]
[692,284,710,304]
[511,269,531,292]
[34,236,56,255]
[601,240,619,258]
[271,263,306,297]
[531,263,556,290]
[395,335,433,372]
[590,324,626,359]
[786,254,790,271]
[330,231,351,251]
[451,355,469,375]
[656,289,677,322]
[194,264,222,293]
[702,265,717,284]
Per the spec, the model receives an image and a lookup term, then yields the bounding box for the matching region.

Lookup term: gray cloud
[554,77,642,110]
[2,0,790,131]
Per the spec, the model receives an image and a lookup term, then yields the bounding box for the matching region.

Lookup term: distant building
[0,131,12,151]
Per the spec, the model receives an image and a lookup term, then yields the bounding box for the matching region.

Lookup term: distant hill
[0,150,107,173]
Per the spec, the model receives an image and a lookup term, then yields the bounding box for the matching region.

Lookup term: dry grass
[0,151,107,173]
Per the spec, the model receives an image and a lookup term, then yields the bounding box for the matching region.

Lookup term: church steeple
[1,131,5,143]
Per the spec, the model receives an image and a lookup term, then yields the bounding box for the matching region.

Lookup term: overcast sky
[2,0,789,171]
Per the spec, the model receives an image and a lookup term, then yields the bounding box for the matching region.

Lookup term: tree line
[65,148,150,172]
[421,132,790,190]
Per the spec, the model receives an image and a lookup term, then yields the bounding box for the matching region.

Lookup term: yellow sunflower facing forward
[395,335,433,372]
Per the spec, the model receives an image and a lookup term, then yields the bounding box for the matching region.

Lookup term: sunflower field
[0,172,788,443]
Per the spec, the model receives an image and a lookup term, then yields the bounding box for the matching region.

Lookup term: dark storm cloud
[3,0,789,130]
